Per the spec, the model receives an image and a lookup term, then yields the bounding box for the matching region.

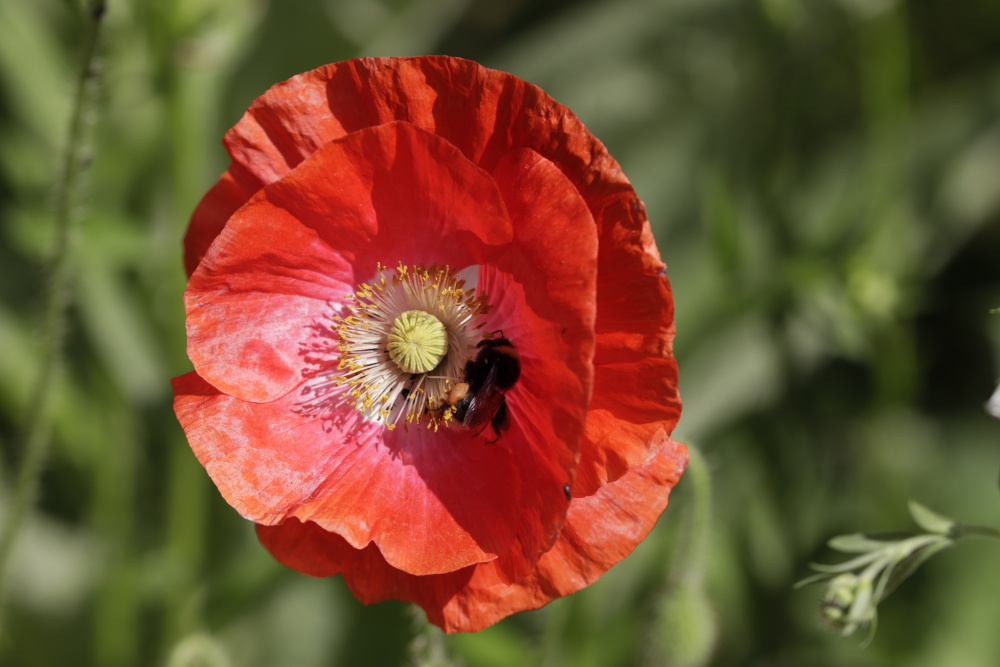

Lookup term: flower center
[332,262,490,430]
[387,310,447,374]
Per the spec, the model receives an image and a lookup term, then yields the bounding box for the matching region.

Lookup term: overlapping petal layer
[257,438,687,633]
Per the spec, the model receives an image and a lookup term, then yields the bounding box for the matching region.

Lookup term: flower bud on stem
[648,444,717,667]
[407,607,457,667]
[797,500,1000,643]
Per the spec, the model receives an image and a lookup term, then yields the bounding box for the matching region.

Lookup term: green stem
[645,443,717,667]
[159,0,217,645]
[670,444,713,587]
[0,0,106,639]
[406,607,453,667]
[953,523,1000,541]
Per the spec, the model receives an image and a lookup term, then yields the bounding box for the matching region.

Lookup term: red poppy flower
[172,56,685,633]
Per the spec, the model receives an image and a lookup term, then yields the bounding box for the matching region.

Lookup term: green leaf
[828,533,895,553]
[808,550,883,575]
[908,500,956,535]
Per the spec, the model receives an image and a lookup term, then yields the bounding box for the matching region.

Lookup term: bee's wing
[463,366,507,435]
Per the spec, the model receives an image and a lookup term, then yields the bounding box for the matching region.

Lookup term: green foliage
[2,0,1000,665]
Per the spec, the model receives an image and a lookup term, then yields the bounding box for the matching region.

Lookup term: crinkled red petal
[470,147,598,582]
[575,206,680,495]
[256,438,688,633]
[174,371,518,575]
[221,57,626,197]
[184,170,251,276]
[574,353,680,496]
[185,121,512,404]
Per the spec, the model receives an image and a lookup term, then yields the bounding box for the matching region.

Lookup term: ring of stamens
[332,262,491,430]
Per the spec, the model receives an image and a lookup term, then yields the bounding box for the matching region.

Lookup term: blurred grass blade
[0,0,70,142]
[0,0,106,640]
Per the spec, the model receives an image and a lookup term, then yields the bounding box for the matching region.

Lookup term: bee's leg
[486,401,510,444]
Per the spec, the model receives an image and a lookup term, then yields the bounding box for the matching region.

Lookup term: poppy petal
[436,438,687,632]
[262,121,513,264]
[219,56,629,197]
[573,224,680,496]
[256,438,688,633]
[184,197,348,404]
[173,371,524,575]
[477,147,598,580]
[184,170,251,276]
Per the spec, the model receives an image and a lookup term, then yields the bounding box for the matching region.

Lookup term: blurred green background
[2,0,1000,665]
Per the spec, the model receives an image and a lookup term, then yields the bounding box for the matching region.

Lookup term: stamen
[332,263,489,430]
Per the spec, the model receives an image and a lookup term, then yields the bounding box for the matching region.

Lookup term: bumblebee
[447,334,520,443]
